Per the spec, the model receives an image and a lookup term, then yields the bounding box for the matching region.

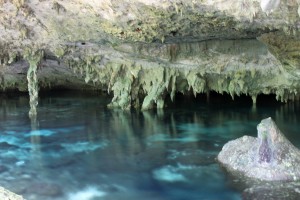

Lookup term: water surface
[0,92,299,200]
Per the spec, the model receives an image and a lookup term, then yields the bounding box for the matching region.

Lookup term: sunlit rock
[260,0,280,13]
[218,117,300,181]
[0,186,24,200]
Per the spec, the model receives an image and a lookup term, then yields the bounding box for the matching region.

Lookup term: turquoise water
[0,91,299,200]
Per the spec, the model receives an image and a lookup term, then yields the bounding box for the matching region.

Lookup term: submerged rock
[242,182,300,200]
[218,117,300,181]
[26,181,63,197]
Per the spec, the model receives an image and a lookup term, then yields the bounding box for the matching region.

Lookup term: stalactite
[60,39,291,111]
[107,64,135,110]
[24,49,44,117]
[187,73,206,97]
[251,95,257,104]
[141,67,166,110]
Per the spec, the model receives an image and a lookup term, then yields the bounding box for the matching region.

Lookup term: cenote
[0,91,300,200]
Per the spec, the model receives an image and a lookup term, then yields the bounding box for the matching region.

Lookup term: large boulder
[218,117,300,181]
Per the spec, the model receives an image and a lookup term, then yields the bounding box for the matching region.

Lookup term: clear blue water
[0,91,300,200]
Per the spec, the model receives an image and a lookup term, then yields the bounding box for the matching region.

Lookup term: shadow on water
[0,91,299,200]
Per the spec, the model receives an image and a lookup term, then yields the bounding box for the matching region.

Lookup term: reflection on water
[0,92,299,200]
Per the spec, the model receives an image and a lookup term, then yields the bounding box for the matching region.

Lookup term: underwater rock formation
[0,186,24,200]
[218,117,300,181]
[242,182,300,200]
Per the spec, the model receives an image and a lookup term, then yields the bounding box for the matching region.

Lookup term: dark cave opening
[165,91,283,109]
[0,89,286,110]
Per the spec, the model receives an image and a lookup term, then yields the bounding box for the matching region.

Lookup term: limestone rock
[218,117,300,181]
[0,186,24,200]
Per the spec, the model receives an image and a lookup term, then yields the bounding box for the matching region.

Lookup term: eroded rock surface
[218,117,300,181]
[0,186,24,200]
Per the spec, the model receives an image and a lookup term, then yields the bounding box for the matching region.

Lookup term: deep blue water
[0,91,299,200]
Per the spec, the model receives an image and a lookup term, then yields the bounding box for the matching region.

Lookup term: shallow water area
[0,92,300,200]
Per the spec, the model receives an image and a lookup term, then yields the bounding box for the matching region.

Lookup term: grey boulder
[218,117,300,181]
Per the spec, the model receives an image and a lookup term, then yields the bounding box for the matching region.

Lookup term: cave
[1,0,300,199]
